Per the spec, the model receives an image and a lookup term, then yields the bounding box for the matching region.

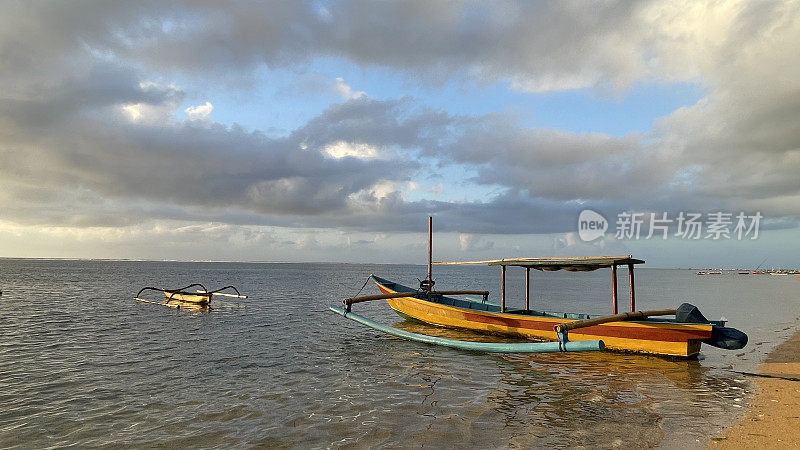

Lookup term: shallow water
[1,259,799,448]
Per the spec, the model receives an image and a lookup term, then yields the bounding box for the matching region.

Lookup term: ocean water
[1,259,799,449]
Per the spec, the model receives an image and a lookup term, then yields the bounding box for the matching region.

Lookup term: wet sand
[709,328,800,448]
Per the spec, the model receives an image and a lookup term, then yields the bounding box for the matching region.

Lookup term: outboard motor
[676,303,748,350]
[676,303,709,324]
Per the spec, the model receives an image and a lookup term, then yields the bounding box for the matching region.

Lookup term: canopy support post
[628,263,636,312]
[525,267,530,311]
[501,265,506,313]
[611,264,618,314]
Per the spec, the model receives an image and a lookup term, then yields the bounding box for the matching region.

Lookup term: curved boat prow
[328,305,605,353]
[704,326,748,350]
[675,303,748,350]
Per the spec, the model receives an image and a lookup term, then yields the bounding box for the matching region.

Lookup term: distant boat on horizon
[697,270,723,275]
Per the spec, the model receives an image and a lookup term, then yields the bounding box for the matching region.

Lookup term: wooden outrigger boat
[134,283,246,309]
[330,217,747,357]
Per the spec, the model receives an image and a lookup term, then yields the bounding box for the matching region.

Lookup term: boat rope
[351,274,375,300]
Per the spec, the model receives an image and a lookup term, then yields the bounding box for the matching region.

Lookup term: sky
[2,1,800,268]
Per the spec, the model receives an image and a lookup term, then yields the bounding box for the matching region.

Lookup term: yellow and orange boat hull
[377,285,711,357]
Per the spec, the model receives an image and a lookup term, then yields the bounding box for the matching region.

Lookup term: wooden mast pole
[501,265,506,312]
[628,263,636,312]
[611,264,618,314]
[427,216,433,294]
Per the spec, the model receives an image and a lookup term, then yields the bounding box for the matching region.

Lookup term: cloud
[38,1,777,97]
[649,1,800,204]
[429,117,651,202]
[334,77,366,100]
[555,232,579,249]
[458,233,494,252]
[185,101,213,120]
[88,2,652,92]
[323,141,381,159]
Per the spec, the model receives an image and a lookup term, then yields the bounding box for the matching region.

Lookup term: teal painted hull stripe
[328,306,605,353]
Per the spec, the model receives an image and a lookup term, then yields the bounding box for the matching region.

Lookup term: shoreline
[708,326,800,448]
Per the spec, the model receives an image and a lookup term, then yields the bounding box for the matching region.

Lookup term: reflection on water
[393,320,748,448]
[0,260,797,448]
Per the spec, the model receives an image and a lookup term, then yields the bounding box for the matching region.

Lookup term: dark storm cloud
[54,1,653,91]
[0,1,658,90]
[427,116,652,201]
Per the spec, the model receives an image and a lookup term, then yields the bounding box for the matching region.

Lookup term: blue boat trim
[328,305,605,353]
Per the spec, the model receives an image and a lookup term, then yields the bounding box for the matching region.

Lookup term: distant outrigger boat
[697,270,723,275]
[134,283,246,309]
[330,218,747,357]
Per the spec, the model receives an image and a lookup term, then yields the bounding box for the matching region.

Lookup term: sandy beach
[709,328,800,448]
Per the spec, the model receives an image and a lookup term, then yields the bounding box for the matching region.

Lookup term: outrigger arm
[197,285,248,298]
[553,309,677,344]
[342,290,489,311]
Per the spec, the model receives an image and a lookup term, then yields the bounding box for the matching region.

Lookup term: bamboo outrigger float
[134,283,246,309]
[330,217,748,357]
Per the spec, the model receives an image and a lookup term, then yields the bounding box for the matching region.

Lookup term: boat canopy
[435,255,645,272]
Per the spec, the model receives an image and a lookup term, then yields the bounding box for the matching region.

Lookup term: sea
[1,258,799,449]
